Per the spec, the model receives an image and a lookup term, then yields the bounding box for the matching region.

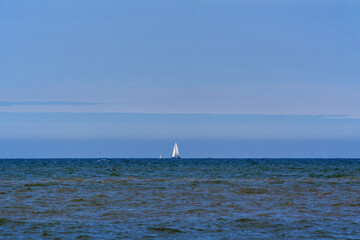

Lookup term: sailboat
[172,142,181,159]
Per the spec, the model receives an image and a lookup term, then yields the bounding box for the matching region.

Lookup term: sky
[1,0,360,158]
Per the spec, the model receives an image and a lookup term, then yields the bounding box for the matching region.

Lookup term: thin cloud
[0,101,101,107]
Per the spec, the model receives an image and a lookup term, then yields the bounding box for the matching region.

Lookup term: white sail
[172,142,180,158]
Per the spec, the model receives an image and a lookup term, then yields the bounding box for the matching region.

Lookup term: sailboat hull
[172,156,181,159]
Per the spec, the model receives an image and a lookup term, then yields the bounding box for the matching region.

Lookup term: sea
[1,158,360,239]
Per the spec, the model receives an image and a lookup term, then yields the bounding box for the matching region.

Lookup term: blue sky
[1,0,360,157]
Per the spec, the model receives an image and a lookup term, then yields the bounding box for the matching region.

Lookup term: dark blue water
[1,159,360,239]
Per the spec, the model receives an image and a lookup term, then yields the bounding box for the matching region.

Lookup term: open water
[1,158,360,239]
